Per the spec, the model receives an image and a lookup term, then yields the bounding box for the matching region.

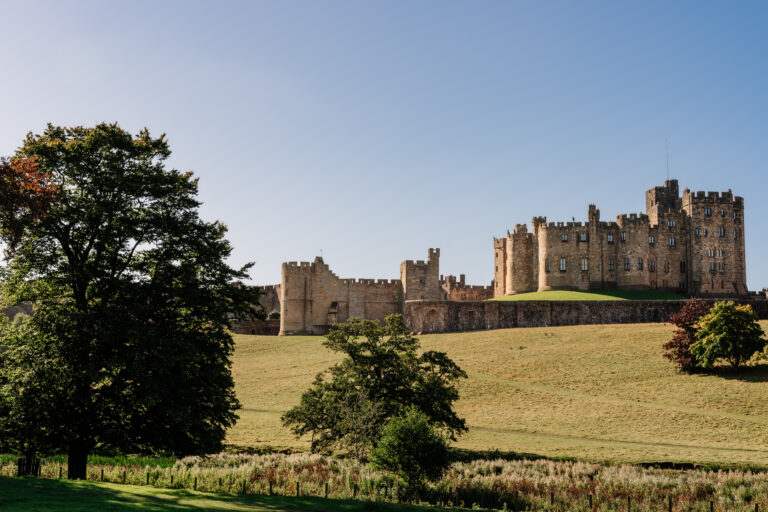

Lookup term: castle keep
[494,180,747,297]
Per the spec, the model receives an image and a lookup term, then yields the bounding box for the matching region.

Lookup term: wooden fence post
[146,472,149,485]
[627,496,631,512]
[589,494,593,509]
[170,474,173,485]
[122,470,126,484]
[296,481,300,496]
[59,466,62,479]
[194,477,197,491]
[324,482,328,498]
[100,468,104,481]
[550,492,554,506]
[269,480,273,495]
[668,496,673,512]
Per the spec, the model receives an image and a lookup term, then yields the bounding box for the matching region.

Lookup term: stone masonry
[494,180,748,297]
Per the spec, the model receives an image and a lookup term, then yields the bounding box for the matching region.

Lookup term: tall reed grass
[2,454,767,511]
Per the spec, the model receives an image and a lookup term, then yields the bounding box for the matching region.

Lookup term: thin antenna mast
[665,138,670,181]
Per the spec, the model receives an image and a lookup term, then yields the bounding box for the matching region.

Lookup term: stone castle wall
[494,180,747,298]
[441,274,493,301]
[404,298,768,334]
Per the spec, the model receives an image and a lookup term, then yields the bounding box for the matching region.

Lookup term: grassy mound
[228,322,768,467]
[491,289,686,301]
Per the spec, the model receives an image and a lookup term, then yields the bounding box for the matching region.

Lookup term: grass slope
[0,477,455,512]
[491,290,685,301]
[228,322,768,466]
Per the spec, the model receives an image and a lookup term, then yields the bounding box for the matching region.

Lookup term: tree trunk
[67,441,89,479]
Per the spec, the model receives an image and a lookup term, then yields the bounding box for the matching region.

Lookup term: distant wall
[441,274,493,301]
[231,318,280,335]
[259,285,281,315]
[403,299,768,334]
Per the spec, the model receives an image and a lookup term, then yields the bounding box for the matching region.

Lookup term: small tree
[370,406,450,495]
[663,298,710,371]
[690,301,767,369]
[282,315,466,458]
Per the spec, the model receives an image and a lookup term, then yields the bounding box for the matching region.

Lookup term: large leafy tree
[690,301,766,369]
[282,315,466,458]
[0,124,261,478]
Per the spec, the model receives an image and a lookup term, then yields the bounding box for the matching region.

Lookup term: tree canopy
[370,406,450,494]
[0,123,261,478]
[282,315,466,458]
[690,301,766,369]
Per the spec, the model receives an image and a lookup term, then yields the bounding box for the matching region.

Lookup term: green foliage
[281,315,466,458]
[0,123,262,477]
[267,310,280,320]
[370,406,450,491]
[690,301,767,368]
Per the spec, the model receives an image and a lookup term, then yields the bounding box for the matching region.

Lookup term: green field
[228,321,768,467]
[491,290,686,301]
[0,477,453,512]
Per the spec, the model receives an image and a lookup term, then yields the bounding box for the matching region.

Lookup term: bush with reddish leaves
[663,298,711,371]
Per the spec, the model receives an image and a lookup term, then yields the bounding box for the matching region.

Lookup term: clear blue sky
[1,1,766,290]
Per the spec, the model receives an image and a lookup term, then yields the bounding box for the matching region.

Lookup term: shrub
[267,310,280,320]
[370,406,450,494]
[663,298,710,371]
[690,301,767,368]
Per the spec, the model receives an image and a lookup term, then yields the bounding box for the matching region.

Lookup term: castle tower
[400,248,444,301]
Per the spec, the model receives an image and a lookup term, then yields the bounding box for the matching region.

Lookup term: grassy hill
[228,321,768,467]
[491,289,686,301]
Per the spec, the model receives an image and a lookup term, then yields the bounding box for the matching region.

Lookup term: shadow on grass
[0,476,463,512]
[704,363,768,383]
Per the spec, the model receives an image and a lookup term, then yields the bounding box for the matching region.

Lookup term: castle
[277,249,492,335]
[241,180,750,336]
[494,180,747,297]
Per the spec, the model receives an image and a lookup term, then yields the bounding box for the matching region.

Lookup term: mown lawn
[0,477,459,512]
[227,321,768,467]
[490,290,685,301]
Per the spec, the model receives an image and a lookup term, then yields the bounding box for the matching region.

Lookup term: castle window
[680,261,687,274]
[705,208,712,217]
[637,258,643,271]
[419,277,425,284]
[708,249,714,258]
[667,220,676,227]
[718,262,725,271]
[562,234,568,242]
[733,212,737,220]
[580,233,587,242]
[720,208,725,217]
[709,262,715,271]
[624,259,630,271]
[703,228,708,237]
[581,258,588,271]
[545,259,551,273]
[718,226,725,237]
[620,232,626,242]
[734,229,738,239]
[664,261,670,273]
[649,235,655,245]
[695,228,700,236]
[649,260,656,272]
[717,249,724,258]
[608,260,615,271]
[668,237,676,247]
[560,258,566,272]
[607,233,614,243]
